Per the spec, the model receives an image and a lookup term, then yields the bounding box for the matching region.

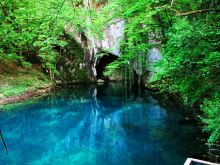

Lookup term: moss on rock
[55,34,95,83]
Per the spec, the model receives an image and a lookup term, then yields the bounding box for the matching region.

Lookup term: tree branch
[177,9,220,16]
[170,0,174,7]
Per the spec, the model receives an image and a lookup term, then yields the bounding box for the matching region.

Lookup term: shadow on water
[0,83,213,165]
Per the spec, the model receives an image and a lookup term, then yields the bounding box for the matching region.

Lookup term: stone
[65,19,125,79]
[97,79,105,83]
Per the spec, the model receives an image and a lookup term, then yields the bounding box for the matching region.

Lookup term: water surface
[0,83,207,165]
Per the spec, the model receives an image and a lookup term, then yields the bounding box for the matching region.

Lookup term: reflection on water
[0,83,207,165]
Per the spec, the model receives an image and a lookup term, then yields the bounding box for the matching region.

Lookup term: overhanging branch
[177,9,220,16]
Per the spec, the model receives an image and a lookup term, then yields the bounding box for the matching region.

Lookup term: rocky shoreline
[0,86,53,105]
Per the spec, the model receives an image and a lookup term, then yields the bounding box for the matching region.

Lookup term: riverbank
[0,62,52,105]
[0,86,52,105]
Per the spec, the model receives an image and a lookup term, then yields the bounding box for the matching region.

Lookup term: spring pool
[0,83,208,165]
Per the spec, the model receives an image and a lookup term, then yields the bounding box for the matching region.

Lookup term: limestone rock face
[132,35,162,84]
[55,35,95,84]
[132,48,162,81]
[65,19,125,79]
[147,47,162,80]
[93,19,125,56]
[132,55,143,77]
[146,31,162,82]
[63,0,161,84]
[148,48,162,63]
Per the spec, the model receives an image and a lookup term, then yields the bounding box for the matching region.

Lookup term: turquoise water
[0,83,207,165]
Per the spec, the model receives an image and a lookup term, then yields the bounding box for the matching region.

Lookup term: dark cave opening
[96,54,118,80]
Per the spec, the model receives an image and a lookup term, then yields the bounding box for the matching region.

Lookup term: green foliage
[201,94,220,143]
[0,63,50,98]
[0,0,94,78]
[148,1,220,143]
[151,16,220,104]
[102,0,220,143]
[102,0,172,76]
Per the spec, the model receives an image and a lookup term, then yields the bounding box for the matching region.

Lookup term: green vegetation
[100,0,220,143]
[0,0,96,79]
[0,0,96,96]
[0,61,50,98]
[201,95,220,143]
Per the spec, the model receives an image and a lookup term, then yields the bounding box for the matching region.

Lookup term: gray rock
[65,19,125,79]
[97,79,105,83]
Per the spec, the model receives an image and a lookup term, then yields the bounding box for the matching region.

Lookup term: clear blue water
[0,83,207,165]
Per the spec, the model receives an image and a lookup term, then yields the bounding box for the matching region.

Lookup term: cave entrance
[96,53,118,80]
